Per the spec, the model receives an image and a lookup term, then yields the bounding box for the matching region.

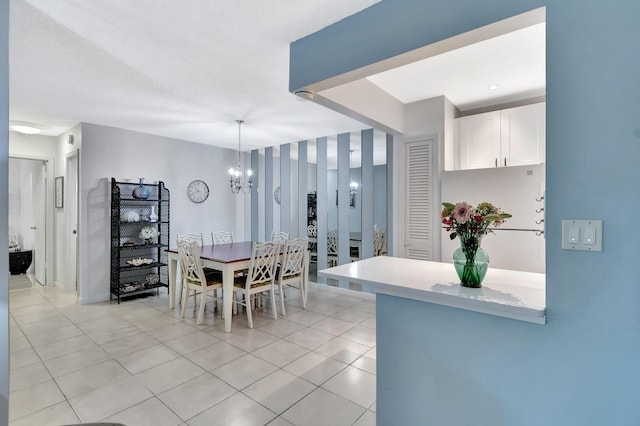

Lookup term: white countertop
[318,257,546,324]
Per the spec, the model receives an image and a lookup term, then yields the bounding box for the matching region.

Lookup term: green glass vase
[453,235,489,288]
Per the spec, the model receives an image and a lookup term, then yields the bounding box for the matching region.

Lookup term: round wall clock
[187,179,209,203]
[274,186,281,204]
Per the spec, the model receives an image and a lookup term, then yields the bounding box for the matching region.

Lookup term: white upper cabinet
[455,102,545,170]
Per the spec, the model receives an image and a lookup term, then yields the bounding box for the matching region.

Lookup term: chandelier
[228,120,253,194]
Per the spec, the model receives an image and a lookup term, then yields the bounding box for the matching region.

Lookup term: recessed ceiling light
[488,84,499,91]
[10,121,42,135]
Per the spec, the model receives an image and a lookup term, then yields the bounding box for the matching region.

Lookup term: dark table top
[167,241,254,264]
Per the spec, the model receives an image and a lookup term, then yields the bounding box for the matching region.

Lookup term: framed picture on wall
[55,176,64,208]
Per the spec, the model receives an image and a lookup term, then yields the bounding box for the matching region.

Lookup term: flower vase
[453,235,489,288]
[132,178,150,200]
[148,205,158,223]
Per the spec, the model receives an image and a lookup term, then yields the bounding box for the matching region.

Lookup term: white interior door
[404,139,436,260]
[34,161,46,284]
[65,154,78,293]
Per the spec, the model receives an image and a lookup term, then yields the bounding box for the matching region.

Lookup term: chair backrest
[327,231,338,256]
[211,231,233,245]
[271,231,289,244]
[307,225,317,237]
[374,228,386,256]
[176,233,204,247]
[177,239,206,286]
[279,238,307,280]
[246,241,280,287]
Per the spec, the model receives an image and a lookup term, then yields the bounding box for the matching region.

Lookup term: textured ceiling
[368,23,545,111]
[9,0,381,150]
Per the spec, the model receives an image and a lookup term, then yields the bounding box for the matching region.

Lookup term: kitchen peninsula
[319,256,545,324]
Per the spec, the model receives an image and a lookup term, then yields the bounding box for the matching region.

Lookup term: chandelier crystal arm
[229,119,253,194]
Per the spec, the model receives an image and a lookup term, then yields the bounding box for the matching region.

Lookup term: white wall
[0,0,8,417]
[78,123,243,303]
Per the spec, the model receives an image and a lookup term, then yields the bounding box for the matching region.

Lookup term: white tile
[10,347,40,370]
[102,396,182,426]
[75,315,131,334]
[305,301,347,316]
[10,361,52,392]
[9,401,80,426]
[310,317,358,335]
[282,352,347,386]
[285,310,327,326]
[353,410,376,426]
[19,316,73,336]
[135,357,205,394]
[43,345,112,378]
[322,366,376,409]
[134,313,182,332]
[284,327,334,350]
[69,375,153,422]
[85,324,141,345]
[9,335,31,353]
[341,324,377,347]
[157,373,235,421]
[314,336,372,364]
[281,387,365,426]
[33,335,97,361]
[252,339,309,368]
[360,315,377,329]
[266,416,295,426]
[100,332,159,358]
[164,330,220,355]
[243,369,316,414]
[117,343,180,375]
[13,310,66,327]
[258,319,306,338]
[332,309,373,324]
[9,379,66,421]
[185,341,247,371]
[352,350,377,375]
[212,353,278,390]
[55,359,132,399]
[188,392,277,426]
[145,321,200,342]
[25,324,84,347]
[224,328,278,352]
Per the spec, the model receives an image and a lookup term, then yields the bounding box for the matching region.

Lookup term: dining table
[166,241,309,333]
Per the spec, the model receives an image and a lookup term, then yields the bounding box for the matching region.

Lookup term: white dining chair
[275,238,308,315]
[307,225,317,263]
[211,231,233,245]
[177,239,223,325]
[270,231,289,245]
[327,230,338,267]
[232,241,279,328]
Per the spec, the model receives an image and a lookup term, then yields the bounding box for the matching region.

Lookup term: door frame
[65,150,79,295]
[8,154,55,286]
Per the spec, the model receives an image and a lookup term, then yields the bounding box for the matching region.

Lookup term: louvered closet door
[405,140,434,260]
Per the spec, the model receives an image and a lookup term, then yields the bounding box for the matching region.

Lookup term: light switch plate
[562,220,602,252]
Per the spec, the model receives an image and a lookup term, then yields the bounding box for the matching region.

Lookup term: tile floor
[8,278,376,425]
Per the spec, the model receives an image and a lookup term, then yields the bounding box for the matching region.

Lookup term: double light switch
[561,220,602,251]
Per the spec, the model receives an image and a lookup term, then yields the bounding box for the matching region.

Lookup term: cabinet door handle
[504,157,507,167]
[495,158,498,167]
